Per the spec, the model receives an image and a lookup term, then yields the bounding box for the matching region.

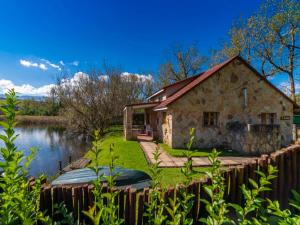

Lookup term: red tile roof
[125,101,160,107]
[154,55,295,110]
[161,73,202,90]
[148,74,202,100]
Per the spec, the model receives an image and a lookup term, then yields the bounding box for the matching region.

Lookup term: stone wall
[228,124,281,155]
[162,112,172,146]
[167,58,294,154]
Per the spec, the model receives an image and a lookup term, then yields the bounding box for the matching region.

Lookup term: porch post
[124,106,133,140]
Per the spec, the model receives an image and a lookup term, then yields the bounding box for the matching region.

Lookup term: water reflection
[0,125,87,178]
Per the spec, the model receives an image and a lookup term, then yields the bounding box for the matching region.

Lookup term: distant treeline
[18,97,60,116]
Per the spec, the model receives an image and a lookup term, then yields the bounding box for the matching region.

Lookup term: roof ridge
[127,55,296,111]
[162,73,203,89]
[155,55,295,111]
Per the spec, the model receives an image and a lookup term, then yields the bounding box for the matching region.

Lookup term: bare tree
[158,43,207,87]
[54,68,153,138]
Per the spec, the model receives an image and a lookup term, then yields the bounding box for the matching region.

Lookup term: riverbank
[0,115,66,126]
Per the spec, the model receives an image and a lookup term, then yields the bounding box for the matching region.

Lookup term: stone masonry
[165,58,293,154]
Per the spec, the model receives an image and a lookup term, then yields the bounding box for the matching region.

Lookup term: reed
[0,115,66,126]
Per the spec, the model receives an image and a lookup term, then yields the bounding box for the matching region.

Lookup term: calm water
[0,125,87,178]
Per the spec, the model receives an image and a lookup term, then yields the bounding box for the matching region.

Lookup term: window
[132,113,145,125]
[260,113,277,125]
[203,112,219,127]
[243,88,248,107]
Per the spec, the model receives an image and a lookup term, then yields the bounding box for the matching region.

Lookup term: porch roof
[124,101,160,110]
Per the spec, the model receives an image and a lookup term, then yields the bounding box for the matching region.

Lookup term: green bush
[19,98,60,116]
[0,90,49,224]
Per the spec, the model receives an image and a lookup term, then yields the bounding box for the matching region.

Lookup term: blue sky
[0,0,285,96]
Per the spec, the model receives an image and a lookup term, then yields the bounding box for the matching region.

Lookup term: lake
[0,125,87,178]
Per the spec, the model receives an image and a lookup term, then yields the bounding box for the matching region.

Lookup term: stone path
[139,141,258,167]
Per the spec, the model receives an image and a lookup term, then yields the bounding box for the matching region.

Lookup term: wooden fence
[39,144,300,224]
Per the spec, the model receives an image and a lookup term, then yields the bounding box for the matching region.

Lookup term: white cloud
[0,79,55,96]
[20,58,65,71]
[278,82,300,95]
[60,71,89,87]
[0,71,152,97]
[121,72,153,82]
[71,61,79,66]
[20,59,48,71]
[72,71,89,81]
[48,63,61,70]
[20,59,38,68]
[99,75,108,81]
[39,63,48,70]
[41,59,61,71]
[59,60,65,66]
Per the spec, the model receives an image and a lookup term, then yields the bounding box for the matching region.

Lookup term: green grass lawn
[85,129,208,187]
[159,143,242,157]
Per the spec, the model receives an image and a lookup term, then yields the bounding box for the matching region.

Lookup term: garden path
[139,140,258,167]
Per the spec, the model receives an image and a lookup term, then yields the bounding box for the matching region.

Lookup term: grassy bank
[0,115,66,126]
[159,143,242,157]
[85,129,208,187]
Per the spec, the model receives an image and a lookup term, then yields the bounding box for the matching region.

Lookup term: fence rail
[39,145,300,224]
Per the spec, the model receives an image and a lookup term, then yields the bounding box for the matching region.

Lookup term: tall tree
[250,0,300,100]
[158,43,207,87]
[210,20,254,67]
[213,0,300,100]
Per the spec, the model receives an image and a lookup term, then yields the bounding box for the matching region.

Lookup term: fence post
[124,188,130,225]
[192,181,201,221]
[119,189,125,219]
[297,148,300,192]
[236,165,244,205]
[142,188,149,225]
[291,148,298,190]
[87,184,94,208]
[198,177,209,219]
[129,188,137,225]
[229,168,237,203]
[137,192,144,225]
[43,186,52,217]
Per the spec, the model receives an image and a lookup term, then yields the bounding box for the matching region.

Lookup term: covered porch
[123,102,162,141]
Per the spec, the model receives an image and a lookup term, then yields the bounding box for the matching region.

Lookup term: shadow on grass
[160,143,243,157]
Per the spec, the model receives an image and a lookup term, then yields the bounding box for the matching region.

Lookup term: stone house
[123,56,296,154]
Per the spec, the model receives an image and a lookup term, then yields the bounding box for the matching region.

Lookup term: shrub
[0,90,49,224]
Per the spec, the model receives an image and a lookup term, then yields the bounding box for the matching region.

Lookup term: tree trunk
[289,29,296,101]
[289,72,295,101]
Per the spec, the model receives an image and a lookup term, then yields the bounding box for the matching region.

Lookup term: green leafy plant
[53,203,77,225]
[197,148,300,225]
[229,165,278,224]
[166,128,196,225]
[83,131,123,225]
[101,143,123,225]
[289,190,300,213]
[144,144,167,225]
[266,190,300,225]
[83,130,105,225]
[0,89,49,224]
[199,149,231,225]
